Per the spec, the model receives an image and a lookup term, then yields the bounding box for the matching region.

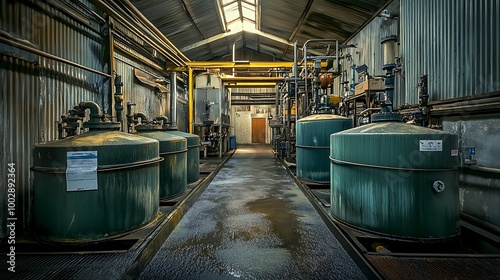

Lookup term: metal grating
[367,255,500,280]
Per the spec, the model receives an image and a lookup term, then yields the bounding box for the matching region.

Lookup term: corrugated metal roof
[131,0,390,61]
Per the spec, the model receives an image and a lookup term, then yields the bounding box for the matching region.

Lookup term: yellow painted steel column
[188,67,193,133]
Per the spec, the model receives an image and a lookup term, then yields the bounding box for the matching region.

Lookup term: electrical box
[354,78,384,95]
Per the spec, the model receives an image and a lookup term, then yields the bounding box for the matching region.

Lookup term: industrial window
[219,0,257,32]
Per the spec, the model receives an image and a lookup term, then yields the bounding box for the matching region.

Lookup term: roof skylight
[219,0,257,32]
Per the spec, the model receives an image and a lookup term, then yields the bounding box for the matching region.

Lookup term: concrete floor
[139,144,366,279]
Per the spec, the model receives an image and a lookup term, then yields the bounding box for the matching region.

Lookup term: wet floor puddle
[246,197,303,253]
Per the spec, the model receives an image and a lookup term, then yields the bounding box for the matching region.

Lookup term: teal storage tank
[136,125,188,198]
[296,114,352,183]
[330,121,460,240]
[33,122,160,242]
[166,130,200,183]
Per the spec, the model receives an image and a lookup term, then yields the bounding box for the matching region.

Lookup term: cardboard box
[354,78,384,95]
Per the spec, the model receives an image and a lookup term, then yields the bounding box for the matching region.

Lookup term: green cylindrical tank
[330,122,460,240]
[33,131,160,242]
[296,114,352,183]
[166,131,200,183]
[136,126,188,198]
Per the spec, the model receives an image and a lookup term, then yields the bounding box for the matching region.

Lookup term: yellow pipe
[188,67,193,133]
[221,76,284,82]
[225,82,278,88]
[185,60,328,69]
[186,61,294,68]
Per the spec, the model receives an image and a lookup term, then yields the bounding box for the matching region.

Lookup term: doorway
[251,118,266,143]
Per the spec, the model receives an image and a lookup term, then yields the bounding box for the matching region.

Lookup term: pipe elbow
[155,116,169,125]
[79,101,101,122]
[133,112,149,123]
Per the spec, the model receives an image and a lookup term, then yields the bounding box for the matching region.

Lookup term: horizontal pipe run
[120,0,190,63]
[428,92,500,106]
[231,100,276,105]
[468,165,500,174]
[40,0,102,33]
[430,102,500,116]
[221,76,285,82]
[0,35,111,78]
[89,0,186,67]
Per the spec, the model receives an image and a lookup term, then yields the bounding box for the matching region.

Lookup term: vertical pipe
[219,80,224,158]
[170,72,177,126]
[286,95,291,160]
[350,63,356,95]
[381,35,397,112]
[275,84,280,115]
[303,42,308,114]
[188,67,193,133]
[108,19,115,117]
[114,75,124,127]
[232,42,236,76]
[294,41,298,122]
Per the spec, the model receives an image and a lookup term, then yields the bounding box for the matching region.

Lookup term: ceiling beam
[245,29,294,47]
[179,0,214,57]
[282,0,314,57]
[181,29,238,52]
[216,0,227,32]
[181,28,294,53]
[256,0,261,30]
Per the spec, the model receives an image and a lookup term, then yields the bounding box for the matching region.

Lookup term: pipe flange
[381,35,398,44]
[83,122,120,130]
[432,180,446,193]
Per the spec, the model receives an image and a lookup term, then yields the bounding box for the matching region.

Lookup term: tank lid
[163,125,178,131]
[297,114,350,122]
[83,121,121,130]
[135,123,164,131]
[371,112,402,123]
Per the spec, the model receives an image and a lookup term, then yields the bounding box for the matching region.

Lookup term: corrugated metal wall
[401,0,500,103]
[0,56,39,238]
[334,1,402,104]
[114,51,169,128]
[335,0,500,229]
[335,0,499,105]
[37,1,108,143]
[0,0,107,237]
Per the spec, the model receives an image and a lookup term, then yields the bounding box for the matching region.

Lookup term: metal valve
[432,180,445,193]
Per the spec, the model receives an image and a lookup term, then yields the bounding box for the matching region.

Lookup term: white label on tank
[451,149,458,156]
[419,140,443,152]
[66,151,98,191]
